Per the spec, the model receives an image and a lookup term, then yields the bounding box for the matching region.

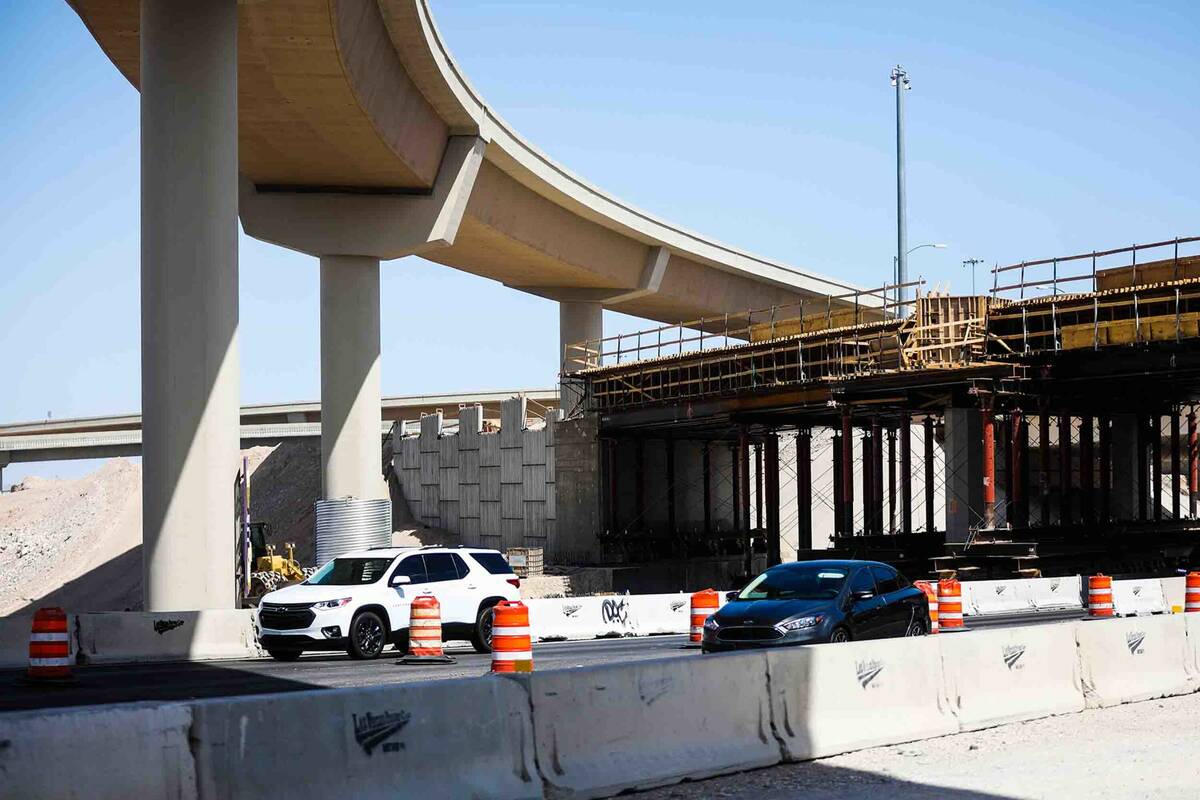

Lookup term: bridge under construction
[558,237,1200,582]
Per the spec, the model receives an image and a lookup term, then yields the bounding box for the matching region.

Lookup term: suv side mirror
[389,575,411,587]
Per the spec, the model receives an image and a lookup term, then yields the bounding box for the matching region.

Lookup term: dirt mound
[0,441,324,615]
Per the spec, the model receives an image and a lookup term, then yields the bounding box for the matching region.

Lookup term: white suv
[257,546,521,661]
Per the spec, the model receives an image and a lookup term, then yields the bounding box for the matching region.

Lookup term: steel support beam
[1190,408,1198,518]
[887,426,897,534]
[765,433,781,565]
[1039,412,1052,527]
[900,416,912,535]
[1080,415,1094,525]
[796,429,812,550]
[1010,411,1025,529]
[923,416,935,533]
[1099,416,1112,522]
[1171,409,1181,520]
[862,424,876,534]
[841,408,854,535]
[1152,413,1163,522]
[702,441,712,537]
[665,438,677,537]
[871,418,884,534]
[738,429,752,576]
[1137,415,1149,522]
[982,403,996,530]
[1058,414,1072,526]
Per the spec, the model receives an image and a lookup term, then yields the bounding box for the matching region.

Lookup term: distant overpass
[0,389,556,469]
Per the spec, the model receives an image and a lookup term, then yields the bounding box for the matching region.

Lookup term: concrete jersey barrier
[76,609,265,664]
[526,592,725,641]
[191,676,541,800]
[1111,578,1169,616]
[1018,575,1083,612]
[766,636,956,761]
[1074,614,1194,707]
[962,579,1034,616]
[509,652,780,798]
[939,622,1084,730]
[0,703,196,800]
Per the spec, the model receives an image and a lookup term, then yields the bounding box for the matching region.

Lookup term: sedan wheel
[905,617,927,637]
[830,627,851,644]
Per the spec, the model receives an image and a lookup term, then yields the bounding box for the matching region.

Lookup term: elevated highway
[63,0,867,610]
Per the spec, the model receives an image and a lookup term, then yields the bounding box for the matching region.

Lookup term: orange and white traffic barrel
[914,580,939,634]
[1185,572,1200,613]
[399,595,454,664]
[937,578,964,630]
[26,607,73,683]
[1088,573,1114,618]
[491,600,533,673]
[690,589,720,644]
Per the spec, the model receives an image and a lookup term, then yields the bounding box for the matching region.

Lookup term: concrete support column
[320,255,386,501]
[1110,414,1142,521]
[141,0,239,611]
[559,301,603,412]
[945,408,982,543]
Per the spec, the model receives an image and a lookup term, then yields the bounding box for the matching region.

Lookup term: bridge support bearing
[320,255,387,502]
[140,0,239,610]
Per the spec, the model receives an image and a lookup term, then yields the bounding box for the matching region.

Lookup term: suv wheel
[348,610,387,660]
[469,603,496,654]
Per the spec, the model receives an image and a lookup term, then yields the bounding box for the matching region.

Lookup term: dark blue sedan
[701,560,929,652]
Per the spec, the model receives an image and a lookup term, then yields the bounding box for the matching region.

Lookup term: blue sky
[2,1,1197,486]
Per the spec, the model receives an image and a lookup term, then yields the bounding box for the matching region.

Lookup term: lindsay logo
[670,600,687,612]
[855,659,884,689]
[995,585,1008,595]
[1049,579,1061,591]
[1132,585,1144,597]
[353,710,411,756]
[562,604,581,618]
[1126,631,1146,655]
[153,619,185,635]
[1002,644,1027,670]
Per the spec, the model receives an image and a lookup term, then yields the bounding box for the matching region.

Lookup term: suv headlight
[313,597,352,610]
[703,616,720,631]
[779,615,824,631]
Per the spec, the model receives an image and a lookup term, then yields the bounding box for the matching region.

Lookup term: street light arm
[906,243,947,256]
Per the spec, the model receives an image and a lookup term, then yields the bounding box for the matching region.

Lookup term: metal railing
[990,236,1200,300]
[564,280,924,372]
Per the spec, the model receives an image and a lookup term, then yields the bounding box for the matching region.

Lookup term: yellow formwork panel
[1059,313,1200,350]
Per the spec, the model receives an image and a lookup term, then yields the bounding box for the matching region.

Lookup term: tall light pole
[962,258,986,296]
[893,242,945,309]
[892,65,911,314]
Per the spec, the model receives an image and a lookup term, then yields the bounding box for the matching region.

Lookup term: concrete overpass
[65,0,866,610]
[0,389,557,479]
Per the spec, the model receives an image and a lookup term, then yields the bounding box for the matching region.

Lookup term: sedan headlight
[313,597,352,610]
[779,615,824,631]
[703,616,720,631]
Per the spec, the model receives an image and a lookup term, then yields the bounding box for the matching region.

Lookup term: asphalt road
[1,609,1084,715]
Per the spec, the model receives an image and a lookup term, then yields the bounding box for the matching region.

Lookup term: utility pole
[963,258,985,296]
[892,65,911,315]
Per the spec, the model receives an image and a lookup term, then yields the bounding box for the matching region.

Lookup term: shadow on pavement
[635,761,1021,799]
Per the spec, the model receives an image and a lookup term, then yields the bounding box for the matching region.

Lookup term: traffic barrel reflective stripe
[1088,574,1114,617]
[408,596,446,657]
[491,600,533,673]
[27,607,72,681]
[937,578,964,629]
[914,580,939,633]
[1185,572,1200,613]
[690,589,720,643]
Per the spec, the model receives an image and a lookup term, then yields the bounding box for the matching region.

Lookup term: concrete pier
[320,255,386,501]
[140,0,239,610]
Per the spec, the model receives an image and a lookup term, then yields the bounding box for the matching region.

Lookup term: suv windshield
[306,557,392,586]
[737,565,848,601]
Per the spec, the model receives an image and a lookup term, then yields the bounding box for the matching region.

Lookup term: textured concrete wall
[394,398,557,555]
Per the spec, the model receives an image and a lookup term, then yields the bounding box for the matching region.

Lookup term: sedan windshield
[306,558,392,586]
[737,566,848,601]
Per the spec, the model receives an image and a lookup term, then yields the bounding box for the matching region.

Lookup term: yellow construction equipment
[256,542,305,583]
